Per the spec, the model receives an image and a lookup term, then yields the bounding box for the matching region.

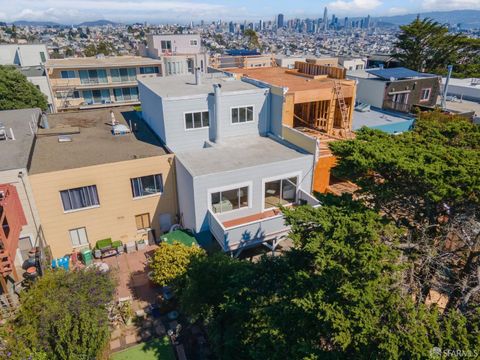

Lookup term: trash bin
[80,248,93,266]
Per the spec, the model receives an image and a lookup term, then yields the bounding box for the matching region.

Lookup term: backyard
[112,337,175,360]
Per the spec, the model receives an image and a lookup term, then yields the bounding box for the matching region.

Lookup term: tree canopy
[0,65,48,111]
[83,41,116,57]
[394,18,480,77]
[1,269,116,360]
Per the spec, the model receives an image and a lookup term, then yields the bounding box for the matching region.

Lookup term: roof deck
[29,106,168,174]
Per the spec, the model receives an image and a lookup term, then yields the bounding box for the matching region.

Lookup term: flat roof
[0,108,41,171]
[16,65,46,77]
[440,99,480,116]
[228,67,355,93]
[45,56,163,69]
[139,73,261,98]
[176,135,310,177]
[353,108,414,133]
[443,77,480,90]
[29,106,167,174]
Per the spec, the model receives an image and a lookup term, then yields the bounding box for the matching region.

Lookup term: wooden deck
[222,208,282,228]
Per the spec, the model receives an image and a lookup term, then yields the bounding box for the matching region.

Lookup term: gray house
[139,73,319,255]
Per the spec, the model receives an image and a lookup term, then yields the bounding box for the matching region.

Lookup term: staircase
[0,250,13,277]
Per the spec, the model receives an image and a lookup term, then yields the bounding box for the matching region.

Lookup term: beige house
[28,107,178,258]
[46,56,163,113]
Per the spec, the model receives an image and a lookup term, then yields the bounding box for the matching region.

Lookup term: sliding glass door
[264,177,298,210]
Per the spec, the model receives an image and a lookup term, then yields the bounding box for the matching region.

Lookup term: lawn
[112,337,176,360]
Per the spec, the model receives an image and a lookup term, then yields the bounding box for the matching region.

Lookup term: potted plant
[136,239,146,251]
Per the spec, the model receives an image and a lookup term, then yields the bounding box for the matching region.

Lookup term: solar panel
[366,67,435,80]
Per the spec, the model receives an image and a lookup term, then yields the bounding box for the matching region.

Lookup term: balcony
[208,189,320,254]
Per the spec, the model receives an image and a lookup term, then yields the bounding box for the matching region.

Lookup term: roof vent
[58,135,72,143]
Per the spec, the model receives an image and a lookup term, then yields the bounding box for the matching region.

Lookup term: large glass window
[264,177,298,209]
[110,68,136,82]
[69,227,89,247]
[185,111,209,129]
[231,106,254,123]
[139,66,159,74]
[60,185,99,211]
[79,69,108,84]
[211,186,249,214]
[113,87,139,102]
[131,174,163,198]
[83,89,111,104]
[61,70,76,79]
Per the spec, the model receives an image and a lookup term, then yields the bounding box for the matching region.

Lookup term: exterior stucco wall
[29,156,178,258]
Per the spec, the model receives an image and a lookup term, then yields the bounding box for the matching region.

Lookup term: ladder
[333,81,349,130]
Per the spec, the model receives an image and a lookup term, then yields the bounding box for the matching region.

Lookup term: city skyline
[0,0,479,24]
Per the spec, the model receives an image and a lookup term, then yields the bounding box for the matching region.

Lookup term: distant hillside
[76,20,120,27]
[12,20,61,26]
[376,10,480,29]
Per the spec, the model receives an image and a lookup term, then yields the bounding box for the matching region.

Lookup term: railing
[208,209,288,251]
[207,191,320,251]
[298,189,321,207]
[383,100,411,113]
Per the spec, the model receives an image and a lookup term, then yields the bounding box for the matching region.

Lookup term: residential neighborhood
[0,2,479,360]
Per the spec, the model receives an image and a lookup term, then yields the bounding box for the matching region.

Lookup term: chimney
[195,67,202,85]
[213,84,222,142]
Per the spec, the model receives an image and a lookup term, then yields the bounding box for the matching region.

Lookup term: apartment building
[28,107,178,258]
[139,73,319,255]
[45,56,163,112]
[227,61,356,193]
[0,109,43,294]
[144,34,209,75]
[347,67,441,113]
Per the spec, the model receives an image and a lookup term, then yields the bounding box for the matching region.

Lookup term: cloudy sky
[0,0,478,24]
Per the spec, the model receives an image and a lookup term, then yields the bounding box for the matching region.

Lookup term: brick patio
[98,244,159,311]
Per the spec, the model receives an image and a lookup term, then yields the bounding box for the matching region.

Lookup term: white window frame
[190,39,198,46]
[184,110,210,131]
[262,172,301,212]
[230,105,255,125]
[131,174,163,199]
[60,185,100,214]
[420,88,431,102]
[69,227,89,248]
[208,181,253,215]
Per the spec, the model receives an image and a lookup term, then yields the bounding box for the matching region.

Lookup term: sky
[0,0,479,24]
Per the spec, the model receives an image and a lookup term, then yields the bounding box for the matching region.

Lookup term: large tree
[393,18,480,77]
[0,65,48,111]
[179,196,480,359]
[330,111,480,312]
[1,269,115,360]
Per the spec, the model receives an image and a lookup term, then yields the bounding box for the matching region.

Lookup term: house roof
[176,135,311,177]
[0,108,41,171]
[139,73,262,98]
[366,67,437,81]
[227,66,355,94]
[45,56,163,69]
[29,106,167,174]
